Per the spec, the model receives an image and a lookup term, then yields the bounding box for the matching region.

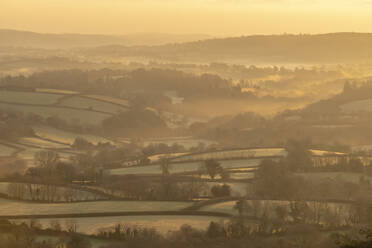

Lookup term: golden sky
[1,0,372,35]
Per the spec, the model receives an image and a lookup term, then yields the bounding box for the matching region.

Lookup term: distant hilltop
[0,29,213,49]
[79,32,372,64]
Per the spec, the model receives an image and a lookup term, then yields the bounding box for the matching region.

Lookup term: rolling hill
[81,33,372,64]
[0,29,212,49]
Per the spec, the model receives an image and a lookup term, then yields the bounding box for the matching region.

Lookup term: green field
[0,198,192,216]
[0,91,63,105]
[33,126,115,145]
[0,103,111,125]
[59,96,127,114]
[108,159,262,176]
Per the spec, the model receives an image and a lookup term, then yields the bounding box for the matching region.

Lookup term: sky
[1,0,372,36]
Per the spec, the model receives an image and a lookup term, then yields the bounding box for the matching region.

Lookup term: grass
[33,125,114,145]
[0,199,192,216]
[0,103,111,125]
[59,96,127,114]
[108,159,262,176]
[0,91,63,105]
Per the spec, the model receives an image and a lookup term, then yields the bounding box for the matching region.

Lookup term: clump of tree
[210,184,231,197]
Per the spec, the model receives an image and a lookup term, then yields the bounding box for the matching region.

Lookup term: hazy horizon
[2,0,372,36]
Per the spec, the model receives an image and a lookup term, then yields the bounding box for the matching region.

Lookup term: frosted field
[84,95,130,107]
[143,137,217,150]
[59,96,127,114]
[0,91,62,105]
[341,99,372,113]
[0,198,192,216]
[229,172,255,180]
[0,182,105,201]
[172,148,287,162]
[296,172,372,184]
[36,88,78,95]
[16,216,226,235]
[0,103,111,125]
[147,152,189,163]
[108,159,262,176]
[201,200,351,218]
[310,149,345,156]
[0,143,17,157]
[19,137,70,149]
[33,126,114,145]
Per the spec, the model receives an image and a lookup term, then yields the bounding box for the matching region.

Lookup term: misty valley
[2,23,372,248]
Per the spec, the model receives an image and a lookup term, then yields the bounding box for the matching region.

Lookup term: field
[143,137,217,149]
[0,182,106,202]
[200,200,351,218]
[35,88,78,95]
[147,152,189,163]
[84,95,130,107]
[0,103,111,125]
[33,125,115,145]
[296,172,372,184]
[0,198,192,216]
[0,144,17,157]
[0,90,62,105]
[16,215,226,235]
[310,149,345,156]
[340,99,372,113]
[108,159,262,176]
[172,148,286,162]
[59,96,127,114]
[19,137,70,149]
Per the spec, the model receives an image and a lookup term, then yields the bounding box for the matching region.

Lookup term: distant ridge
[0,29,212,49]
[80,32,372,64]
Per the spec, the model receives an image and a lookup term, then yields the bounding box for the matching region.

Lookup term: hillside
[81,33,372,64]
[0,29,212,49]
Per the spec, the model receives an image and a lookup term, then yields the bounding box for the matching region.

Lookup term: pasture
[0,103,111,125]
[172,148,286,162]
[0,198,192,216]
[16,215,227,235]
[0,90,62,105]
[33,125,115,145]
[19,137,70,149]
[108,159,262,176]
[58,96,127,114]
